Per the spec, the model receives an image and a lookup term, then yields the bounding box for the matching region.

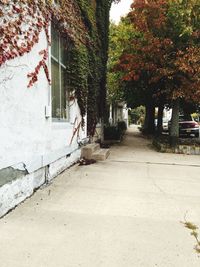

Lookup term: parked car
[168,114,199,137]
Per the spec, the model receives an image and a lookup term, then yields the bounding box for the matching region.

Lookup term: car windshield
[179,115,192,122]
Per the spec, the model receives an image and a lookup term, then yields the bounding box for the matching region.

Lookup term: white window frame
[51,27,69,122]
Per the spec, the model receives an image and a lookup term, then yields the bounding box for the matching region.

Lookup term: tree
[108,17,157,133]
[114,0,200,143]
[107,19,133,104]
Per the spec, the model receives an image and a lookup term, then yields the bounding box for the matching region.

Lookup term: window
[51,26,68,121]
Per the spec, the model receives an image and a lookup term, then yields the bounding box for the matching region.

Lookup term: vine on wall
[0,0,118,136]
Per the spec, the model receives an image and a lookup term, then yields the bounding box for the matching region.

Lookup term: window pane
[61,67,68,119]
[51,26,69,121]
[51,27,59,59]
[51,59,60,118]
[60,37,68,66]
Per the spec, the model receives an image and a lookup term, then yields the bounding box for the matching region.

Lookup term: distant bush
[104,121,127,140]
[104,125,121,140]
[128,106,145,124]
[117,121,127,132]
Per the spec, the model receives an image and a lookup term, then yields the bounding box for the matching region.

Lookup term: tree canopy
[109,0,200,138]
[117,0,200,103]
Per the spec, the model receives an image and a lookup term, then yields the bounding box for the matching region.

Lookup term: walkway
[0,125,200,267]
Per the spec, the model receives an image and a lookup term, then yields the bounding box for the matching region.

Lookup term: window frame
[51,27,69,122]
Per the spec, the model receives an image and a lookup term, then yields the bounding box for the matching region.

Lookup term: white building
[109,101,129,127]
[0,24,88,217]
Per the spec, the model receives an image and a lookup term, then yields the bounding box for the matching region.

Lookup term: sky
[110,0,133,24]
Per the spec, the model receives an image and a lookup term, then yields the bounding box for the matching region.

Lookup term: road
[0,125,200,267]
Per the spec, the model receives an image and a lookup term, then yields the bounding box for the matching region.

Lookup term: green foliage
[66,45,89,120]
[108,0,200,138]
[192,112,200,122]
[104,125,121,140]
[129,106,145,124]
[0,0,114,136]
[107,17,156,109]
[112,0,200,103]
[117,120,127,132]
[104,120,127,140]
[167,0,200,47]
[66,0,114,134]
[76,0,95,34]
[107,18,134,104]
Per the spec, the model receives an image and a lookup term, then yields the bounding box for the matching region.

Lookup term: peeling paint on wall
[0,149,81,218]
[0,28,87,218]
[0,167,27,188]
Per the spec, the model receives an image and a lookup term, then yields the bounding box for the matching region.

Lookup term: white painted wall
[0,28,87,217]
[0,149,81,218]
[110,102,128,126]
[0,29,86,171]
[123,104,129,127]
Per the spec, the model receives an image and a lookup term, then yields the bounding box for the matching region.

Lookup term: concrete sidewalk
[0,125,200,267]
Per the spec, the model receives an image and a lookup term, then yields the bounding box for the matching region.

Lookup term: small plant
[181,219,200,254]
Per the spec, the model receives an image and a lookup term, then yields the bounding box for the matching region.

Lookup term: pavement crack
[109,159,200,168]
[146,164,167,195]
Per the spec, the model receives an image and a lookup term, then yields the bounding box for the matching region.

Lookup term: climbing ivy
[67,0,116,135]
[0,0,117,136]
[65,45,89,120]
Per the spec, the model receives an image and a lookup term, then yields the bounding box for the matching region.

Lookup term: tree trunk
[157,104,164,135]
[170,98,180,147]
[143,103,155,134]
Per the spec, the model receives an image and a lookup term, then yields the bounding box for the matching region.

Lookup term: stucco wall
[0,29,86,171]
[0,149,81,218]
[0,29,87,216]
